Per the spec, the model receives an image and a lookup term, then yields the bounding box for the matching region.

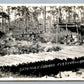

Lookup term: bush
[46,46,62,52]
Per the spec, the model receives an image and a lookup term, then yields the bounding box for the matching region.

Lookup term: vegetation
[0,5,84,56]
[0,6,84,43]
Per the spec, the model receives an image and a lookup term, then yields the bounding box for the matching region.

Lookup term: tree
[7,6,10,32]
[11,6,17,28]
[0,6,3,31]
[32,6,41,32]
[77,6,84,43]
[48,6,57,30]
[43,6,46,32]
[0,6,10,32]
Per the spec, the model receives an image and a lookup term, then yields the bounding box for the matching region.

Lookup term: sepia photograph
[0,4,84,80]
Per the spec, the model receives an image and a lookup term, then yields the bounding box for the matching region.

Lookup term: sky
[0,0,84,3]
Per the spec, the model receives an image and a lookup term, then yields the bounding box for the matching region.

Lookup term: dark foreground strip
[0,56,84,77]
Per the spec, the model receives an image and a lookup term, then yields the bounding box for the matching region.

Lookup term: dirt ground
[0,44,84,66]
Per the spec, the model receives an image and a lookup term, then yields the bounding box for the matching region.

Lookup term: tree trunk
[56,7,60,43]
[4,18,6,32]
[14,9,16,28]
[56,24,59,43]
[49,17,51,32]
[7,6,10,32]
[44,6,46,32]
[19,18,20,29]
[1,7,3,31]
[1,16,3,32]
[24,10,27,33]
[68,7,71,23]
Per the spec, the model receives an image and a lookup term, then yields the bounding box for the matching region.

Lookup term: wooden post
[76,24,79,35]
[59,71,62,78]
[56,24,59,43]
[79,25,83,43]
[65,23,68,45]
[66,24,68,34]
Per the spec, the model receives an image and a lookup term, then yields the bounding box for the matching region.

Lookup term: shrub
[46,46,62,52]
